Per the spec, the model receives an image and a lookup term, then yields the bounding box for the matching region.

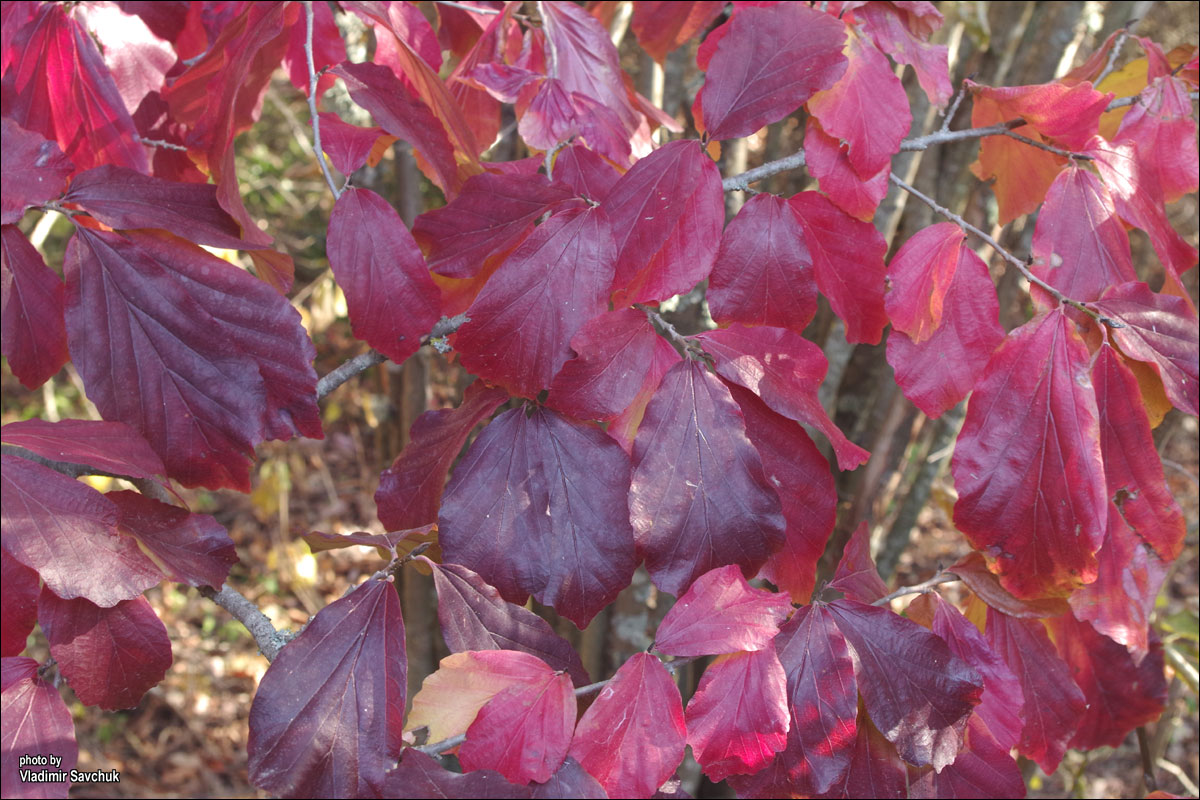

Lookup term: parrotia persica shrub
[1,1,1197,798]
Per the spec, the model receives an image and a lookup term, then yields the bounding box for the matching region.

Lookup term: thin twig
[635,303,705,361]
[1156,758,1200,797]
[199,585,290,661]
[1002,129,1092,160]
[939,82,970,133]
[1161,458,1200,486]
[304,1,341,200]
[1095,27,1133,87]
[544,139,571,181]
[134,135,189,152]
[432,0,501,14]
[871,570,960,606]
[722,149,806,192]
[900,119,1025,151]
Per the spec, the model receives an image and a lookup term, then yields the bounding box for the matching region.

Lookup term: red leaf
[788,191,889,344]
[969,79,1112,149]
[1048,613,1167,751]
[532,757,607,800]
[708,193,818,333]
[774,604,858,795]
[629,360,785,596]
[803,119,890,221]
[439,406,637,627]
[460,665,575,784]
[551,142,622,204]
[1,551,39,657]
[0,656,77,800]
[0,419,166,486]
[0,118,72,225]
[695,325,870,471]
[1,225,68,390]
[807,28,910,179]
[815,708,908,800]
[655,565,792,657]
[854,1,952,106]
[603,140,724,306]
[456,207,616,400]
[4,3,147,173]
[248,580,406,798]
[1093,282,1199,417]
[316,113,393,177]
[1115,76,1199,203]
[38,589,171,710]
[64,228,320,491]
[828,599,982,770]
[908,715,1026,799]
[568,652,686,799]
[984,609,1084,773]
[885,222,966,343]
[381,749,531,799]
[1,455,161,608]
[332,60,466,197]
[63,166,261,250]
[412,172,580,279]
[731,385,836,605]
[547,308,667,421]
[606,336,682,454]
[107,491,236,590]
[951,552,1072,619]
[920,592,1025,750]
[829,522,888,604]
[951,309,1107,598]
[376,382,508,531]
[1031,166,1136,304]
[282,0,342,97]
[887,236,1005,419]
[631,2,725,64]
[686,649,789,782]
[327,187,441,364]
[696,3,847,141]
[427,560,591,686]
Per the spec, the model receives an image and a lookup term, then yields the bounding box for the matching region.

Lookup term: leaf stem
[304,1,341,200]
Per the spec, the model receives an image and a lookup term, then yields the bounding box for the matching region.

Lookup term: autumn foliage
[1,1,1197,798]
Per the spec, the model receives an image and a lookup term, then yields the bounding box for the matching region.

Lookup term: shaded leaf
[815,708,908,800]
[38,589,171,710]
[248,580,407,798]
[382,748,531,799]
[707,193,818,334]
[455,207,616,400]
[1,551,39,657]
[0,118,72,225]
[829,522,888,604]
[655,565,792,657]
[0,418,167,487]
[0,657,77,800]
[302,525,437,561]
[629,360,785,596]
[951,309,1107,598]
[440,407,637,627]
[327,187,441,364]
[551,142,622,204]
[376,382,508,532]
[532,757,608,800]
[1,225,68,389]
[568,653,686,799]
[317,113,394,176]
[631,2,724,64]
[696,3,847,141]
[908,715,1025,799]
[427,560,590,686]
[107,491,235,590]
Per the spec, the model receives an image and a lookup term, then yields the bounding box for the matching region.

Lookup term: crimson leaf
[107,491,236,590]
[0,418,167,487]
[1,225,69,389]
[381,749,530,799]
[1,551,39,657]
[654,565,792,657]
[0,118,72,225]
[1,657,77,800]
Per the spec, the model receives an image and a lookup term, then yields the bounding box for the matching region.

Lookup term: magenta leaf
[828,599,983,770]
[460,663,575,784]
[1115,75,1198,203]
[63,166,261,250]
[38,589,171,710]
[631,2,725,64]
[1,225,69,389]
[788,192,889,344]
[686,649,789,782]
[951,309,1107,598]
[707,193,818,334]
[985,609,1085,774]
[551,142,622,204]
[316,113,391,176]
[427,560,591,686]
[908,716,1025,799]
[695,325,870,471]
[731,385,836,605]
[1,657,77,800]
[885,222,967,343]
[1,455,162,608]
[376,382,508,531]
[655,565,792,657]
[854,2,952,106]
[773,604,858,796]
[0,418,167,487]
[803,118,890,221]
[696,3,847,141]
[327,187,441,365]
[0,118,72,225]
[107,491,236,590]
[248,580,407,798]
[568,653,686,799]
[1093,281,1199,418]
[629,360,785,596]
[455,207,615,400]
[532,757,608,800]
[64,228,320,491]
[828,522,889,604]
[412,172,581,279]
[1,550,39,657]
[439,406,637,627]
[814,709,908,800]
[381,749,531,799]
[602,139,724,305]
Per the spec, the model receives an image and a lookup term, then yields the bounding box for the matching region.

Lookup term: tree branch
[304,1,342,200]
[871,570,960,606]
[722,149,806,192]
[900,119,1025,151]
[199,584,290,662]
